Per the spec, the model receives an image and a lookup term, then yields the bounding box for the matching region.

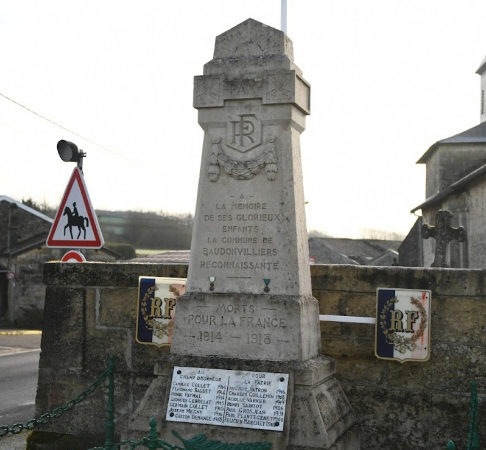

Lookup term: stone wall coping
[310,264,486,296]
[44,261,486,296]
[43,262,188,287]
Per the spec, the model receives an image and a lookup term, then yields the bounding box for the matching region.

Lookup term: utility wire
[0,90,132,161]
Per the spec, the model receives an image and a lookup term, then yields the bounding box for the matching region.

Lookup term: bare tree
[308,229,331,238]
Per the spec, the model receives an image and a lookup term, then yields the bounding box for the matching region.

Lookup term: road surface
[0,333,41,426]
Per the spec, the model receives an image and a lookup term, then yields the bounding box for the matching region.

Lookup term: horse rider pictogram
[46,167,104,249]
[64,202,90,239]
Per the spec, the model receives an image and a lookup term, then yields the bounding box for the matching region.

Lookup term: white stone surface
[171,18,319,362]
[187,100,310,296]
[171,294,319,361]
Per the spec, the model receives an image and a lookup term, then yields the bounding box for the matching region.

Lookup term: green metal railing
[90,417,272,449]
[0,355,115,439]
[1,354,270,449]
[446,380,479,450]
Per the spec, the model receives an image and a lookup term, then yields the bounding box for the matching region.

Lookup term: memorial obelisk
[171,19,317,362]
[130,19,359,449]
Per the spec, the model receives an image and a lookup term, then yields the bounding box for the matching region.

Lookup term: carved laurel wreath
[208,137,278,181]
[141,287,171,339]
[379,296,427,354]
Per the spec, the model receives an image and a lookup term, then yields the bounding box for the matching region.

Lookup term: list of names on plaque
[166,366,288,432]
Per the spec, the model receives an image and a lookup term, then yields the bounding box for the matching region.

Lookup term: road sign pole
[77,151,86,172]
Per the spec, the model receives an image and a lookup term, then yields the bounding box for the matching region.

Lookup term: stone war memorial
[31,17,486,450]
[128,18,358,449]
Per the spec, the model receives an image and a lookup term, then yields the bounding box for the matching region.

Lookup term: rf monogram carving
[226,114,262,153]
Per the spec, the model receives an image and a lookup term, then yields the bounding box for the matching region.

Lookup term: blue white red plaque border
[375,288,431,363]
[135,276,186,347]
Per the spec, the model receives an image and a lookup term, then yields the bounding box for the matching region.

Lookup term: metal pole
[77,150,86,173]
[147,418,158,450]
[281,0,287,34]
[320,314,376,324]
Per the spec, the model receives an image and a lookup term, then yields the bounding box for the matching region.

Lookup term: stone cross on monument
[422,210,466,267]
[128,19,359,449]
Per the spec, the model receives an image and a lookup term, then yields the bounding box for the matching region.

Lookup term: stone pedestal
[128,19,359,449]
[128,355,359,449]
[171,293,320,362]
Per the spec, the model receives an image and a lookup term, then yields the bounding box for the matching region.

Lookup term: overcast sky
[1,1,486,238]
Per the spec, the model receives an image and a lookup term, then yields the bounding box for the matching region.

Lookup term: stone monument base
[127,355,360,449]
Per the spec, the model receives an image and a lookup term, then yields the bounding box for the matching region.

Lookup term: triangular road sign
[46,167,104,249]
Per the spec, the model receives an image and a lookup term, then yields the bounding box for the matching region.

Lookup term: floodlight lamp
[57,140,81,162]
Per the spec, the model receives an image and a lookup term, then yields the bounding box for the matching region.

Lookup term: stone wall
[11,253,47,328]
[35,262,185,448]
[398,217,423,267]
[2,249,63,327]
[314,264,485,449]
[425,144,486,197]
[35,262,485,449]
[465,179,486,267]
[2,248,114,328]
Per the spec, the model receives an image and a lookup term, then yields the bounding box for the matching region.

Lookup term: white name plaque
[166,366,289,431]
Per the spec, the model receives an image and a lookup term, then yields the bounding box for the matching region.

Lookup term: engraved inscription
[194,71,306,108]
[180,299,289,352]
[167,367,289,432]
[223,76,263,98]
[199,198,281,273]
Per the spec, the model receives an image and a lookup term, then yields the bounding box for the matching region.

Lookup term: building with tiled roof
[400,55,486,267]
